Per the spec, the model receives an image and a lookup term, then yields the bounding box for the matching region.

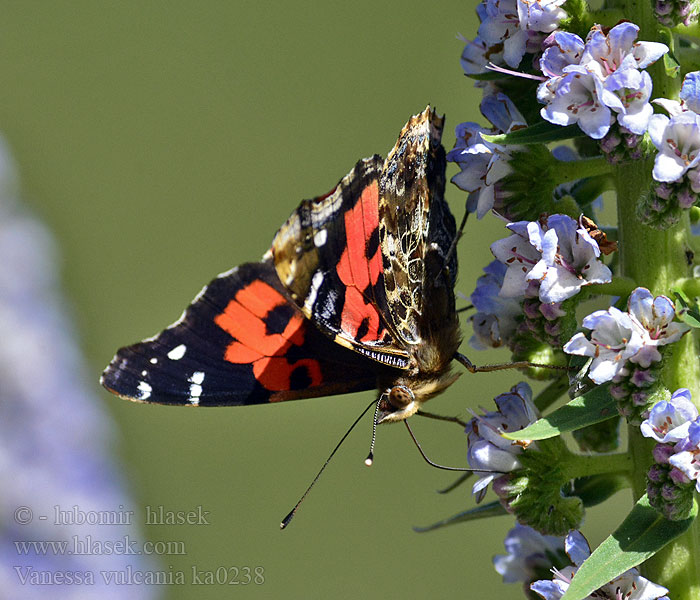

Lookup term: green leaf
[413,501,506,533]
[482,121,583,145]
[503,383,616,441]
[572,474,628,508]
[673,288,700,328]
[663,52,681,78]
[561,494,697,600]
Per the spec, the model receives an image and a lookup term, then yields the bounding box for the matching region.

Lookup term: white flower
[491,215,612,303]
[626,288,690,367]
[540,68,612,139]
[494,524,566,584]
[564,288,689,383]
[448,93,526,218]
[469,260,522,349]
[529,214,612,303]
[641,389,698,442]
[669,420,700,491]
[563,307,645,384]
[490,220,544,298]
[477,0,567,68]
[466,383,538,499]
[531,530,669,600]
[649,111,700,188]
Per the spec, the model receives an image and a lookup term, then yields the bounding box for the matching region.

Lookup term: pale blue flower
[602,66,654,134]
[668,420,700,491]
[494,524,566,584]
[466,383,538,499]
[627,288,690,367]
[491,215,611,303]
[477,0,567,68]
[580,23,668,76]
[563,307,645,383]
[641,389,698,442]
[529,214,612,303]
[538,23,666,139]
[490,220,544,298]
[531,530,669,600]
[0,138,158,600]
[460,35,503,75]
[540,68,613,139]
[448,93,526,218]
[649,111,700,189]
[470,260,522,349]
[539,31,585,78]
[680,71,700,114]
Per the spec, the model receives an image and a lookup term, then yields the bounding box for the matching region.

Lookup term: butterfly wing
[378,107,458,348]
[270,156,412,370]
[101,260,380,406]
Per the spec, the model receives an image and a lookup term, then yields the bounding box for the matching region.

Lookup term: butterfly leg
[441,205,470,273]
[416,409,467,428]
[453,352,571,373]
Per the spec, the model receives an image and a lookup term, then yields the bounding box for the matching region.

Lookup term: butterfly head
[376,370,461,424]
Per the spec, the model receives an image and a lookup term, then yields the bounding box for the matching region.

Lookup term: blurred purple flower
[0,138,159,600]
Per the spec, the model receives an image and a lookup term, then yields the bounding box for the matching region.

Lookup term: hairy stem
[615,152,700,596]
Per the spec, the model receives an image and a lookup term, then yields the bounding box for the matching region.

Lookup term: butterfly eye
[388,385,414,409]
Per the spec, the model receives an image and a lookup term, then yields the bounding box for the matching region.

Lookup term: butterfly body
[102,107,461,424]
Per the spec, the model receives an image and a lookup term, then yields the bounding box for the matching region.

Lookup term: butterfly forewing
[101,261,379,406]
[270,156,412,369]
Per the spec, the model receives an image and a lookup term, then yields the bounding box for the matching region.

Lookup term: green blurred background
[0,2,628,598]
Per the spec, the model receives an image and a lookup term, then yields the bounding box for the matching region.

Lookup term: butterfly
[101,107,462,425]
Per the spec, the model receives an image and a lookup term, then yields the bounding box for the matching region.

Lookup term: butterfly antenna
[364,398,381,466]
[280,399,377,530]
[404,420,487,472]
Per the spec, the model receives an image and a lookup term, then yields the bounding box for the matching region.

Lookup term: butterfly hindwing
[378,108,457,347]
[101,260,380,406]
[270,156,412,369]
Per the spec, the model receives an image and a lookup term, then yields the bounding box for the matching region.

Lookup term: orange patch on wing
[340,287,382,343]
[335,182,385,343]
[215,280,306,359]
[214,280,322,392]
[254,357,322,398]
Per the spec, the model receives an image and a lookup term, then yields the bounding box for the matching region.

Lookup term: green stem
[615,150,700,596]
[585,277,638,299]
[561,451,632,480]
[586,9,626,27]
[553,156,612,183]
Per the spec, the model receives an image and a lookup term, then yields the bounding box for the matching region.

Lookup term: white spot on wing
[137,381,152,400]
[141,370,148,377]
[313,229,327,247]
[304,271,324,312]
[167,344,187,360]
[149,357,158,364]
[188,371,205,406]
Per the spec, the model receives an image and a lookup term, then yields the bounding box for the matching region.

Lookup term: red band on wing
[214,280,322,392]
[335,182,384,342]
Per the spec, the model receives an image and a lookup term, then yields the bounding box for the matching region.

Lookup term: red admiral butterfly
[101,107,461,426]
